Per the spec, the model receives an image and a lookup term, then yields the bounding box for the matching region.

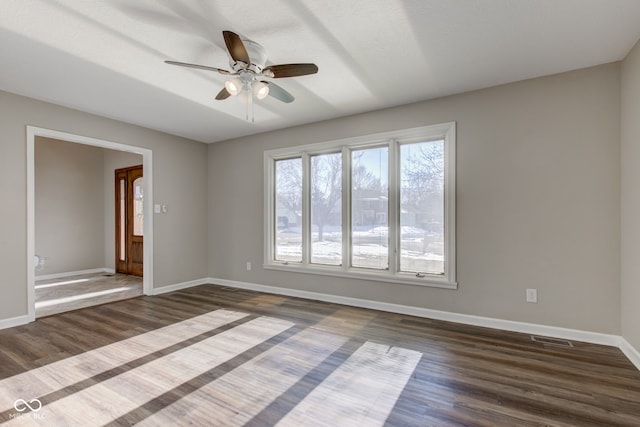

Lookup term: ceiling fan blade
[215,87,231,100]
[165,60,230,75]
[266,82,294,103]
[223,30,250,65]
[262,63,318,78]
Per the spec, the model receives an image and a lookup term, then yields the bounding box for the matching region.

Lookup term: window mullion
[301,153,311,266]
[342,146,351,271]
[388,139,399,274]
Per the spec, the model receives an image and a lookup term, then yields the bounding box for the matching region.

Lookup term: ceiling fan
[165,30,318,121]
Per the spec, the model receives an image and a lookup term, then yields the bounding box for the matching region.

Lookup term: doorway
[27,126,154,322]
[116,165,144,276]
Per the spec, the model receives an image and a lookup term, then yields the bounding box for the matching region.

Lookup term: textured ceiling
[1,0,640,143]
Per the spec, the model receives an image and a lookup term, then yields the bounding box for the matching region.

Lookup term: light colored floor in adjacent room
[35,273,143,317]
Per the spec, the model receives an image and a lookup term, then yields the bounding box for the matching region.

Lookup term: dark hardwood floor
[0,284,638,426]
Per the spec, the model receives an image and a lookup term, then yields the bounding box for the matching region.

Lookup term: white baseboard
[35,268,115,282]
[0,315,31,330]
[152,278,210,295]
[208,277,639,370]
[619,338,640,370]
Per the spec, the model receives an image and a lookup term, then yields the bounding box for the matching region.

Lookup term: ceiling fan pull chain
[247,83,251,122]
[248,82,255,123]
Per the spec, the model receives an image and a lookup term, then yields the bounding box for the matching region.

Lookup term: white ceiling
[1,1,640,143]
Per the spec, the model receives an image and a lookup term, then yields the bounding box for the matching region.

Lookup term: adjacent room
[34,137,144,317]
[1,1,639,425]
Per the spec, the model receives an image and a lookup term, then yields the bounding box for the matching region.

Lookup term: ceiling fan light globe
[253,81,270,100]
[224,77,243,96]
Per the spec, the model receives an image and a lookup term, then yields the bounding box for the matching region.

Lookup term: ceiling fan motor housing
[231,38,268,74]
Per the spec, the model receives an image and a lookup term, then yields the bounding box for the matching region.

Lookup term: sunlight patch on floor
[35,286,138,308]
[34,278,90,290]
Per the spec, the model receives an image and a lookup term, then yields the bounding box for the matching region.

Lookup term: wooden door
[115,165,144,276]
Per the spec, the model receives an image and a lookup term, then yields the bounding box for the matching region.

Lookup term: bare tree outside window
[311,153,342,265]
[351,147,388,270]
[275,158,302,262]
[400,140,445,274]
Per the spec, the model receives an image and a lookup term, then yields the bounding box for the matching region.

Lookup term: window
[351,146,389,270]
[399,140,444,275]
[264,123,456,288]
[311,153,342,266]
[133,177,144,236]
[274,157,302,263]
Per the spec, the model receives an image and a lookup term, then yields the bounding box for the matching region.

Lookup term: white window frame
[264,122,456,289]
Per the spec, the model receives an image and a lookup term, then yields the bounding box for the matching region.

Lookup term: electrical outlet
[526,288,538,303]
[246,261,251,271]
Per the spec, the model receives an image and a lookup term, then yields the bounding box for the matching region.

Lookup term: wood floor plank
[0,283,638,426]
[0,310,250,416]
[276,341,421,427]
[3,317,294,426]
[137,327,350,426]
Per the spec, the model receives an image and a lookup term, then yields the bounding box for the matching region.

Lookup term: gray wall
[0,89,208,320]
[35,137,106,275]
[208,63,622,335]
[622,40,640,351]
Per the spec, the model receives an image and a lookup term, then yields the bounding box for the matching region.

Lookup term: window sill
[263,263,457,289]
